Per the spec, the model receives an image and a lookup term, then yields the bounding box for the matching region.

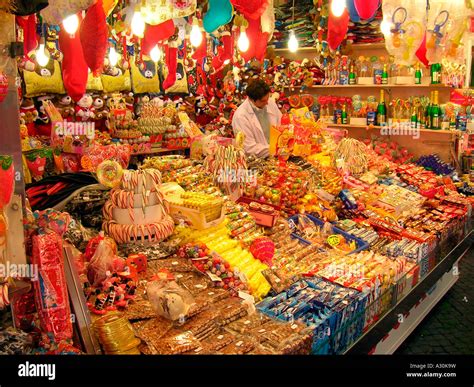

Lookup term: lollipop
[97,160,123,189]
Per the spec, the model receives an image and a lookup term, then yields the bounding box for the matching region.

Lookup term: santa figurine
[75,93,95,122]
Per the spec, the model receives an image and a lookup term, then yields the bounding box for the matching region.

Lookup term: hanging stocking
[59,27,88,102]
[220,31,233,63]
[241,17,268,62]
[415,32,429,67]
[15,15,38,56]
[163,43,178,90]
[353,0,380,20]
[141,20,176,55]
[327,7,349,50]
[80,0,108,76]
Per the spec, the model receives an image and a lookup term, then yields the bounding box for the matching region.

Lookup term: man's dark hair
[246,78,271,101]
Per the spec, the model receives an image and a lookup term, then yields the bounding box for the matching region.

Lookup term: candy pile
[141,155,193,172]
[417,154,456,176]
[178,243,248,295]
[257,278,367,354]
[173,223,271,299]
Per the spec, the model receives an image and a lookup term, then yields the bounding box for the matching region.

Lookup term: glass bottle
[377,90,387,126]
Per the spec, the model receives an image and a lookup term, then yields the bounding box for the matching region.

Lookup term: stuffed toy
[35,95,54,136]
[80,0,108,76]
[203,0,233,33]
[75,93,95,121]
[19,98,39,136]
[124,92,135,118]
[56,95,75,121]
[59,25,89,102]
[91,95,108,131]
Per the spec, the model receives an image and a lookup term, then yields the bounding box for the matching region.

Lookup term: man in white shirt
[232,78,282,157]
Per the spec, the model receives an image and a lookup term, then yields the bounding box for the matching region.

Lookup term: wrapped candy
[31,232,73,342]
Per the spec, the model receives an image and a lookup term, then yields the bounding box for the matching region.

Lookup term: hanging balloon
[0,156,14,209]
[354,0,380,20]
[347,0,361,22]
[0,73,8,103]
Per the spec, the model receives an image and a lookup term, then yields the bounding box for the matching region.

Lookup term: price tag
[206,271,223,283]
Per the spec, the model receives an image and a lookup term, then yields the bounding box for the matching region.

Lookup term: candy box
[237,197,280,227]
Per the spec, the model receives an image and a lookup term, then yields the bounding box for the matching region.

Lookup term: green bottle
[349,65,356,85]
[415,63,422,85]
[377,89,387,126]
[411,108,418,129]
[341,104,348,124]
[425,92,433,129]
[382,64,388,85]
[431,63,441,84]
[430,90,441,129]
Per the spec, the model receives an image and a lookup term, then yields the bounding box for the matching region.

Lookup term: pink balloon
[415,32,429,67]
[353,0,380,20]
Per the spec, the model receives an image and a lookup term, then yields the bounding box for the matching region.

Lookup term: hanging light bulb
[109,46,119,67]
[380,18,392,36]
[288,30,299,53]
[131,6,145,38]
[150,45,162,62]
[238,27,249,53]
[35,40,49,67]
[190,18,203,47]
[331,0,346,17]
[63,14,79,35]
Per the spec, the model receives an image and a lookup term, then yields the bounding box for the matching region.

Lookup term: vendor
[232,78,282,158]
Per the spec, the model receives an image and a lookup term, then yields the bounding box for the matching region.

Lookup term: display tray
[344,221,473,354]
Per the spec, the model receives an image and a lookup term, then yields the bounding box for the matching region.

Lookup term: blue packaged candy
[339,189,358,210]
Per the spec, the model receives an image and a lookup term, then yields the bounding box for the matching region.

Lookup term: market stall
[0,0,472,356]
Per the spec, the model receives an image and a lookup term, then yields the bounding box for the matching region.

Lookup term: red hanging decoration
[162,44,178,90]
[0,73,8,103]
[80,0,108,75]
[141,20,176,55]
[327,7,349,50]
[15,15,38,56]
[230,0,269,20]
[59,27,89,102]
[415,33,429,67]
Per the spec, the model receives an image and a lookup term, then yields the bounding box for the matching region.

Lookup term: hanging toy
[390,7,407,48]
[203,0,234,33]
[426,10,449,49]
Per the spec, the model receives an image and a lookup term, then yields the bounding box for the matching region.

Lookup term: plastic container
[237,197,280,227]
[288,214,369,254]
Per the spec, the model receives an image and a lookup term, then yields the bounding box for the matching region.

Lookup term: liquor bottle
[377,89,387,126]
[341,104,348,124]
[381,64,388,85]
[349,65,356,85]
[414,63,422,84]
[431,63,441,84]
[410,108,418,129]
[430,90,441,129]
[425,91,433,129]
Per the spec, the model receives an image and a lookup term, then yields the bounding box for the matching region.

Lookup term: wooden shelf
[271,42,386,52]
[326,123,457,135]
[290,84,452,89]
